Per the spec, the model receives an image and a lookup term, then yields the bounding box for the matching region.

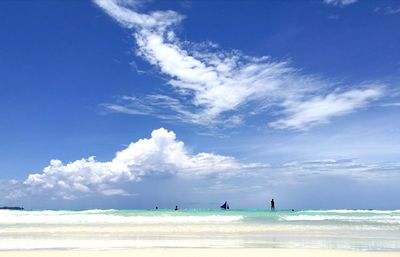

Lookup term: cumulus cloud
[3,136,399,202]
[94,0,382,130]
[323,0,358,6]
[23,128,261,200]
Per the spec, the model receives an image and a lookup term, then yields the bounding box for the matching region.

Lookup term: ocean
[0,209,399,251]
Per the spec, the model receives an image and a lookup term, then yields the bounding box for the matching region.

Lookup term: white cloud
[94,0,382,130]
[277,159,400,181]
[100,188,131,196]
[323,0,358,6]
[380,102,400,107]
[199,159,400,195]
[375,6,400,16]
[384,7,400,15]
[23,128,261,199]
[270,87,383,130]
[3,147,399,202]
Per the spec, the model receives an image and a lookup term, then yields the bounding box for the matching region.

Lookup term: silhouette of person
[155,206,158,210]
[174,205,179,211]
[271,199,275,211]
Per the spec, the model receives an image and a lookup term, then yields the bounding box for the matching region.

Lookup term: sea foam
[0,210,243,224]
[0,209,400,251]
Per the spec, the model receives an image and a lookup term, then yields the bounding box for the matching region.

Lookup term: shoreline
[1,209,399,252]
[0,248,399,257]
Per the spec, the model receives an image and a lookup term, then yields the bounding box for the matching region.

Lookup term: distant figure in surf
[271,199,275,211]
[155,206,158,210]
[174,205,179,211]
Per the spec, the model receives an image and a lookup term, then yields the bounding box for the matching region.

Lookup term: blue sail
[220,201,229,210]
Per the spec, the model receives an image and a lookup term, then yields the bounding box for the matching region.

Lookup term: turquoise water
[0,209,399,251]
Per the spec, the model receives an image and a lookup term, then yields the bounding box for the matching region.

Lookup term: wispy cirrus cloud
[375,6,400,16]
[94,0,382,130]
[270,87,383,130]
[323,0,358,7]
[380,102,400,107]
[103,94,245,127]
[278,159,400,180]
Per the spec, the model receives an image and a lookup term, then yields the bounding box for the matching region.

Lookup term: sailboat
[220,201,229,210]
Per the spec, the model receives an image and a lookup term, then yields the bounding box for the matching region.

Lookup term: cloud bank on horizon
[0,128,396,202]
[21,128,261,200]
[94,0,384,130]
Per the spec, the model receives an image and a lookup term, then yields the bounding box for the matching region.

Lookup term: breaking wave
[0,210,243,224]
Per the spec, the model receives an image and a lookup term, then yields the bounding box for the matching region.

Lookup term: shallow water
[0,209,399,251]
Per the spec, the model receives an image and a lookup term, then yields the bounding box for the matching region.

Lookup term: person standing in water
[174,205,179,211]
[270,199,275,211]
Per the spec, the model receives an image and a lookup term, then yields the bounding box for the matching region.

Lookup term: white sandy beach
[1,209,400,252]
[0,248,400,257]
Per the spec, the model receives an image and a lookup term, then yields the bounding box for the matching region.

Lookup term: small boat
[220,201,229,210]
[0,206,24,210]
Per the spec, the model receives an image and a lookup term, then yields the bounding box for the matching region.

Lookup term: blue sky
[0,0,399,209]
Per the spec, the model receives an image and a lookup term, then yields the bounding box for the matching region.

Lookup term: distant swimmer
[271,199,275,211]
[174,205,179,211]
[155,206,158,210]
